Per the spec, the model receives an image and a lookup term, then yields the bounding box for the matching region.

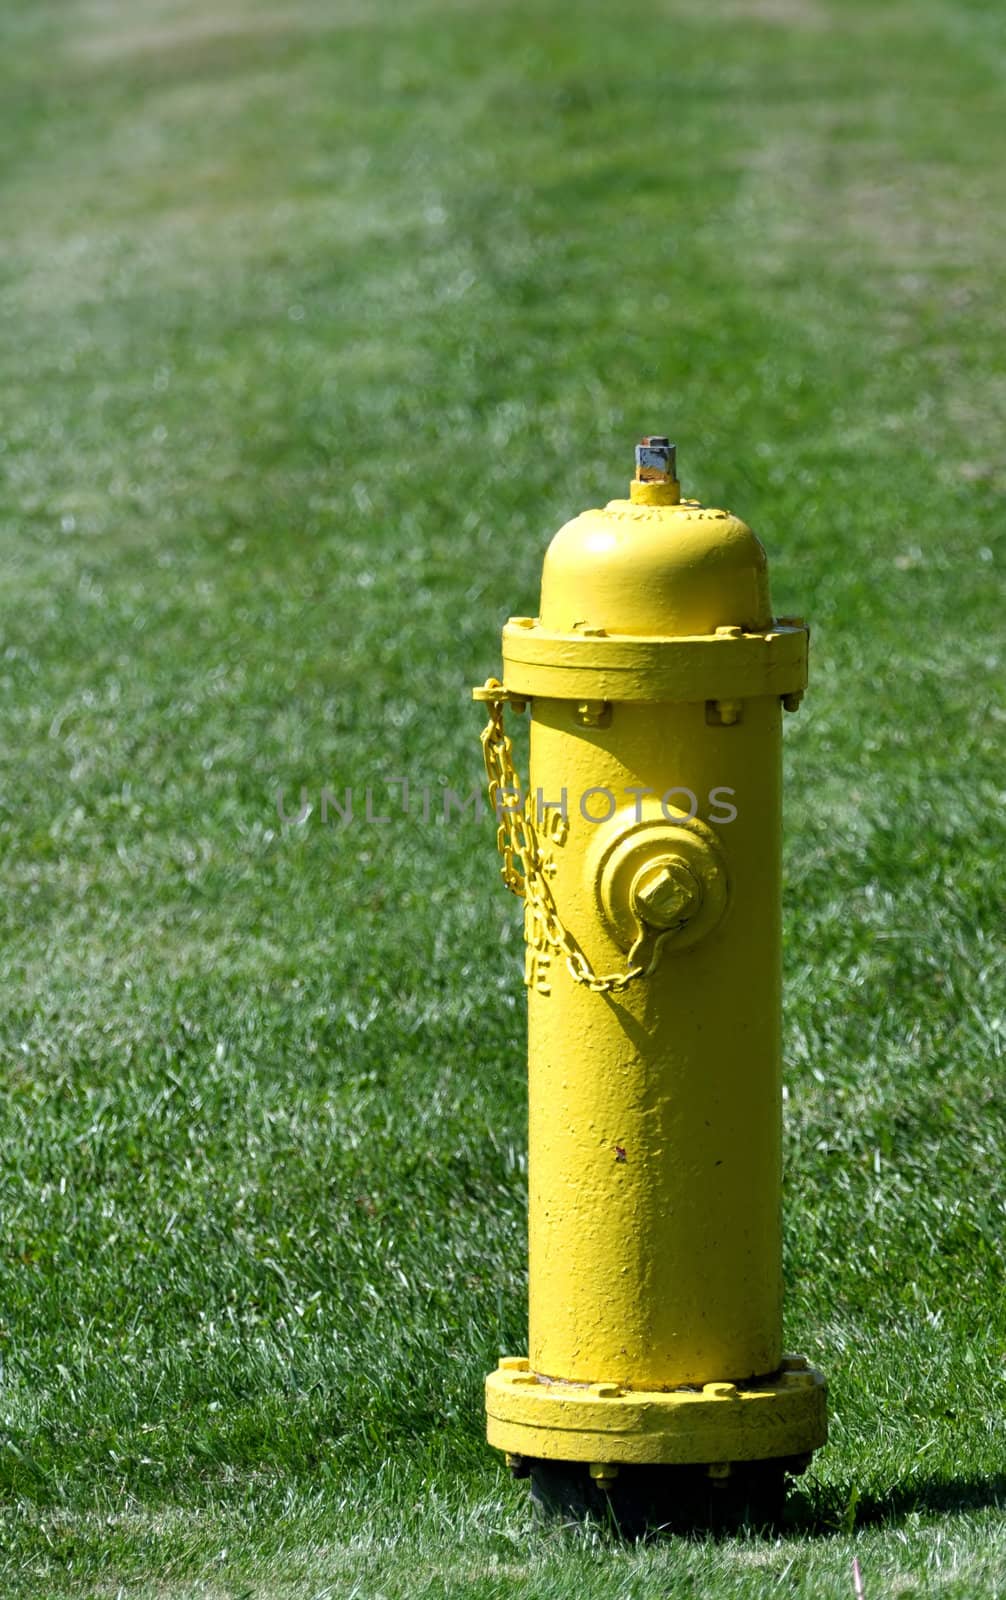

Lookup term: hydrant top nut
[635,437,677,484]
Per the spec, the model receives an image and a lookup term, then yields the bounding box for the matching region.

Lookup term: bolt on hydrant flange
[472,440,826,1533]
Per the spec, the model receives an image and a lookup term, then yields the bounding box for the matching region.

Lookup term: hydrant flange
[486,1361,827,1467]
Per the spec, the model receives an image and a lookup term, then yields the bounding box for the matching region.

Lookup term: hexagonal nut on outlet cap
[630,856,702,929]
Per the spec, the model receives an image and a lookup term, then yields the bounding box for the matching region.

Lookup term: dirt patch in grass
[674,0,831,29]
[738,121,1001,273]
[68,0,488,67]
[68,0,368,66]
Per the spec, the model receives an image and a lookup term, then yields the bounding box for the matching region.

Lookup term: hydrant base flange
[486,1357,826,1466]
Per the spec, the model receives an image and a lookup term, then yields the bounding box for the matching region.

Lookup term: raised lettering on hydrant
[472,438,827,1527]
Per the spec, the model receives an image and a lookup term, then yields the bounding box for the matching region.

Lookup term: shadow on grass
[791,1471,1006,1536]
[526,1472,1006,1545]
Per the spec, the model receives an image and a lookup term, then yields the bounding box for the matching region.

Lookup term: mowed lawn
[1,0,1004,1594]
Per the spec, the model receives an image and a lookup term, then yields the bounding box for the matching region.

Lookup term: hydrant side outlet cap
[539,501,773,639]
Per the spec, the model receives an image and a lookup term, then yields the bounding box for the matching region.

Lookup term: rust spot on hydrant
[614,1145,627,1163]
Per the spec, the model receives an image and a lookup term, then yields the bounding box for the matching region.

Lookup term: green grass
[1,0,1004,1593]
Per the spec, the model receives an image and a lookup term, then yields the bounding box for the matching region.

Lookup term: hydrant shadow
[527,1459,791,1543]
[787,1470,1006,1538]
[527,1470,1006,1545]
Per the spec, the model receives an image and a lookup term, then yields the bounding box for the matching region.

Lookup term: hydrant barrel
[474,441,826,1521]
[527,695,784,1390]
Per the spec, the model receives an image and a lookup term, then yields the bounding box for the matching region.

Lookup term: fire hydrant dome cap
[539,499,773,639]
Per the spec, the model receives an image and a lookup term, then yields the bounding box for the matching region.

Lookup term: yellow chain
[477,679,660,995]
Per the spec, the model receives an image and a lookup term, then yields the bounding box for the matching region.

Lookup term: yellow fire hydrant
[473,438,826,1529]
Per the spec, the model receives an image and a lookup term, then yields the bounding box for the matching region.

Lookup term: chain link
[478,679,661,994]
